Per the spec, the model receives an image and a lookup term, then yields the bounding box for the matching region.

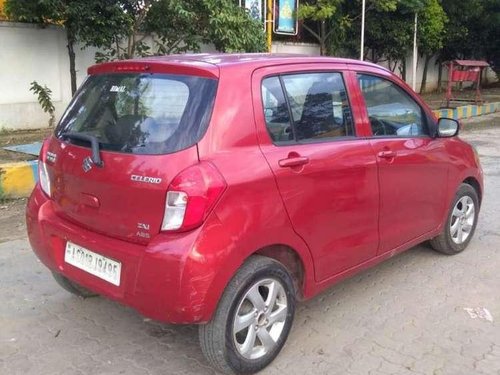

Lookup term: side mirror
[437,117,459,137]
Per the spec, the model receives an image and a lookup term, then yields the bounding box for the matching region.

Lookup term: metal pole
[360,0,365,60]
[267,0,273,52]
[412,12,418,91]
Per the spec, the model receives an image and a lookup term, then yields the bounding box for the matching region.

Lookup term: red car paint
[26,54,483,324]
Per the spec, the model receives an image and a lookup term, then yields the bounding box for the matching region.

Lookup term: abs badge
[82,156,93,172]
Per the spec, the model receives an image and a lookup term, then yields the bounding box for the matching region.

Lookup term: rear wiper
[61,132,104,167]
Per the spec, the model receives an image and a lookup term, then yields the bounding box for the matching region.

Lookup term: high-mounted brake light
[161,162,227,232]
[115,64,150,72]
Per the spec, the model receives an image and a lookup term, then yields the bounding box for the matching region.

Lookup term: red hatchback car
[27,54,483,374]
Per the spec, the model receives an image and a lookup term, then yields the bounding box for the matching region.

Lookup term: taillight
[39,160,51,197]
[161,162,227,232]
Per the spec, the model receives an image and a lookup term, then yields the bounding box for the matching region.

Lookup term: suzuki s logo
[46,151,57,164]
[131,175,162,184]
[82,156,93,173]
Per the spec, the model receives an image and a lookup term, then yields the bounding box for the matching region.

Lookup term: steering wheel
[368,116,386,136]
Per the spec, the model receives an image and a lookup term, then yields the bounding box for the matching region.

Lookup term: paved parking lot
[1,123,500,375]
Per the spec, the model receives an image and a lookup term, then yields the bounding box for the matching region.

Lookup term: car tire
[430,183,479,255]
[51,272,98,298]
[199,255,296,374]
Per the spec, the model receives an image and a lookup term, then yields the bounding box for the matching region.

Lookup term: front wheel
[199,256,296,374]
[430,183,479,255]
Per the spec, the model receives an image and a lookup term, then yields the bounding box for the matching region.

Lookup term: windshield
[56,73,217,155]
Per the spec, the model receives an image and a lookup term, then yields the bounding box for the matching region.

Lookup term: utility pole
[267,0,273,52]
[412,12,418,91]
[360,0,365,60]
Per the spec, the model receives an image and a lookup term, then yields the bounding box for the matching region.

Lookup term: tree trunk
[66,27,77,96]
[388,59,397,72]
[419,55,432,94]
[320,21,326,55]
[437,60,443,92]
[400,58,407,82]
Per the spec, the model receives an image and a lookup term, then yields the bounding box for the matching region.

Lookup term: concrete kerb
[0,102,499,199]
[0,160,38,199]
[433,102,500,120]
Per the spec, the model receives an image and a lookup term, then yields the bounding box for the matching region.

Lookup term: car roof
[88,53,389,78]
[141,53,387,70]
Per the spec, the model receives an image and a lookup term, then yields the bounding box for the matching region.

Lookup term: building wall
[0,22,97,130]
[271,42,320,55]
[0,21,497,130]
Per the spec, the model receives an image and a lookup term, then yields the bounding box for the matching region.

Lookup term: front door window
[357,74,427,137]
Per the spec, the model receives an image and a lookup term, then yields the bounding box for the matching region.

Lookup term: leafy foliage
[29,81,55,127]
[203,0,266,52]
[6,0,266,92]
[93,0,266,62]
[418,0,447,56]
[297,0,342,55]
[439,0,500,79]
[299,0,339,21]
[298,0,401,55]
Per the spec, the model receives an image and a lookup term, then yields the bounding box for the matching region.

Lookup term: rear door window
[282,72,354,141]
[56,73,217,154]
[261,72,354,144]
[261,76,293,143]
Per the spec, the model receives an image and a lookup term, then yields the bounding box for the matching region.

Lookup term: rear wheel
[430,183,479,255]
[51,272,98,298]
[199,256,295,374]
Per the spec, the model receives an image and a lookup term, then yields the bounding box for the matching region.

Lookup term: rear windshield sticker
[110,85,126,92]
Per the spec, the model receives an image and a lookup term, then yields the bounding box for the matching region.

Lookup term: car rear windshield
[56,73,217,154]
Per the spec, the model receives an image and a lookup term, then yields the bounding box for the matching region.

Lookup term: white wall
[271,42,320,55]
[0,21,97,130]
[0,22,497,130]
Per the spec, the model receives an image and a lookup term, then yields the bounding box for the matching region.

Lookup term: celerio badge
[131,175,162,184]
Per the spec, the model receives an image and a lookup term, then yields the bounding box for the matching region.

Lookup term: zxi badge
[82,156,93,172]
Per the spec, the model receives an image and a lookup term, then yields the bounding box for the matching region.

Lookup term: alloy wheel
[232,278,288,360]
[450,195,475,244]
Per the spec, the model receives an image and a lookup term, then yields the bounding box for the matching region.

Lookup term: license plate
[64,242,121,286]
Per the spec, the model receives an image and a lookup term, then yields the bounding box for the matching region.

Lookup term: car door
[354,71,449,254]
[252,65,379,282]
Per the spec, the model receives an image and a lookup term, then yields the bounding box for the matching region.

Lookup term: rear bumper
[26,184,225,324]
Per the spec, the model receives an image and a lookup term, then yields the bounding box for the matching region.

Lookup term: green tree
[477,0,500,79]
[6,0,265,94]
[203,0,266,52]
[438,0,500,83]
[417,0,447,93]
[95,0,266,61]
[93,0,209,62]
[361,8,413,68]
[298,0,400,56]
[298,0,342,56]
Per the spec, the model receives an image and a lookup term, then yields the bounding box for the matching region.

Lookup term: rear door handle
[377,150,396,159]
[278,156,309,168]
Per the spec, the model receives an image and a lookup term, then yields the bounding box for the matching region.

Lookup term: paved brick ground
[1,125,500,375]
